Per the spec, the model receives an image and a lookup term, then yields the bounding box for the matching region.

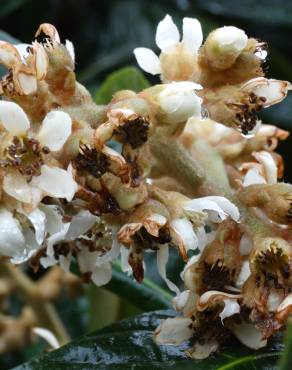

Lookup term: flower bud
[157,81,202,125]
[203,26,248,70]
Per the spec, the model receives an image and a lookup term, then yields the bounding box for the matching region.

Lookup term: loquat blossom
[0,15,292,359]
[134,14,203,81]
[0,101,77,206]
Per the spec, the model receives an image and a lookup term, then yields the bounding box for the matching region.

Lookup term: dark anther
[74,145,109,178]
[114,116,149,149]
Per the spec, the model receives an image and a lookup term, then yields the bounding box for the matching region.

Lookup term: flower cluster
[0,16,291,358]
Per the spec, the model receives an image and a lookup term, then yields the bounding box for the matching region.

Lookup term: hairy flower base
[0,14,291,358]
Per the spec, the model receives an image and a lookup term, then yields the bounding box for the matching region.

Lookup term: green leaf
[194,0,292,26]
[14,310,283,370]
[105,262,172,311]
[279,318,292,370]
[95,66,150,104]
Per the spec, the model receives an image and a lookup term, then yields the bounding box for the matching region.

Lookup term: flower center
[114,115,149,149]
[0,136,50,177]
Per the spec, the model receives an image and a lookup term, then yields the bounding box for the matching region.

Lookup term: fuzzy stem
[150,135,273,238]
[150,137,204,193]
[150,136,232,197]
[2,262,70,345]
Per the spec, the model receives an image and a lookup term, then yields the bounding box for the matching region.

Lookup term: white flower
[219,299,240,323]
[155,317,193,345]
[0,101,77,204]
[230,322,267,349]
[40,208,98,269]
[157,244,180,295]
[0,208,26,258]
[203,26,247,70]
[0,41,49,94]
[77,226,120,286]
[158,81,202,124]
[39,208,121,286]
[0,206,47,263]
[170,218,198,252]
[210,26,247,52]
[134,14,202,76]
[197,290,241,324]
[242,151,278,187]
[172,290,196,317]
[241,77,292,108]
[183,195,240,223]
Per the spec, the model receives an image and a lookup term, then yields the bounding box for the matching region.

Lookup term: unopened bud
[157,81,202,125]
[203,26,248,70]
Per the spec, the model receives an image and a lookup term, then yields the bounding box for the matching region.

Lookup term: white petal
[96,229,120,265]
[242,78,291,107]
[33,43,48,80]
[65,210,98,240]
[253,151,277,184]
[0,208,25,257]
[31,165,77,201]
[158,82,202,124]
[267,291,283,312]
[181,254,200,283]
[155,317,192,345]
[15,43,31,63]
[38,111,72,151]
[65,40,75,63]
[184,196,240,223]
[157,244,180,295]
[78,248,98,273]
[3,172,32,203]
[40,223,70,268]
[277,293,292,313]
[173,290,196,316]
[219,299,240,323]
[0,41,21,67]
[39,204,64,235]
[133,48,161,75]
[32,327,60,349]
[243,168,266,187]
[196,226,216,252]
[235,260,251,288]
[17,73,37,95]
[170,218,198,251]
[91,263,112,286]
[231,323,267,349]
[206,196,240,222]
[120,245,132,275]
[189,340,218,359]
[199,290,241,308]
[212,26,247,51]
[158,90,202,124]
[11,227,40,264]
[59,254,71,273]
[182,18,203,53]
[161,81,202,95]
[155,14,180,51]
[0,101,30,135]
[255,48,268,60]
[27,208,46,245]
